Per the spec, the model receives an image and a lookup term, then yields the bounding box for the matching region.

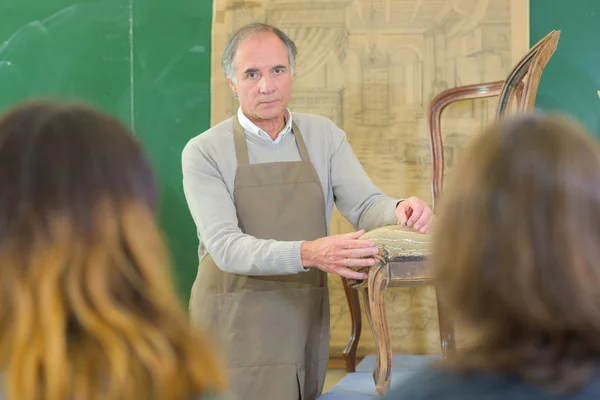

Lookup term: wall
[208,0,600,359]
[2,0,600,356]
[209,0,529,358]
[0,0,214,300]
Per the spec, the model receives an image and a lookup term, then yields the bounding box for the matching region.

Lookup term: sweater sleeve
[328,121,403,232]
[181,139,306,276]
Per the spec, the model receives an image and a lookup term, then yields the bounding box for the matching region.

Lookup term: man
[182,23,434,400]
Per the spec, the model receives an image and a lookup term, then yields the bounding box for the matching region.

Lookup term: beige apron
[190,116,330,400]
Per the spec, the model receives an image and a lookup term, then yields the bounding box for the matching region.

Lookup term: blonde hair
[433,113,600,390]
[0,100,226,400]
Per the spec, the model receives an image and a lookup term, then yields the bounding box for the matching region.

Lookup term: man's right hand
[300,230,379,280]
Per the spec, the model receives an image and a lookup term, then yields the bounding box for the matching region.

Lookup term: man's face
[229,31,294,122]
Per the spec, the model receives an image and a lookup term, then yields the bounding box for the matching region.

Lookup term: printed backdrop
[210,0,529,359]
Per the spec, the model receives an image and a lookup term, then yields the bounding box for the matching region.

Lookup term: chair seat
[360,224,431,258]
[347,225,432,288]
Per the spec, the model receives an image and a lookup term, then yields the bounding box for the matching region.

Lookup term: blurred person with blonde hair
[0,100,227,400]
[387,114,600,399]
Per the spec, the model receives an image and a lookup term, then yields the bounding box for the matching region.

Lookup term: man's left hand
[395,196,434,234]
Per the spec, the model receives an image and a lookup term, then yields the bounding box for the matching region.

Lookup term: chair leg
[435,288,456,359]
[363,260,391,398]
[342,277,361,372]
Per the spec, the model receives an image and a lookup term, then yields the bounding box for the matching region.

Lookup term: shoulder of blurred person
[386,365,600,400]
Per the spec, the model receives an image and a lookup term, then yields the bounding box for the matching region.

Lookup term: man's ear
[228,79,237,94]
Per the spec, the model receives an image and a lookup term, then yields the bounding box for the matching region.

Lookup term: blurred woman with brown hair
[0,100,227,400]
[387,114,600,399]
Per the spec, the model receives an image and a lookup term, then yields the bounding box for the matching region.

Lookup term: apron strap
[233,114,311,164]
[233,114,250,165]
[291,121,311,162]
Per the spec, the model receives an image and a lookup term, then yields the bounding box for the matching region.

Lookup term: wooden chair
[341,30,561,397]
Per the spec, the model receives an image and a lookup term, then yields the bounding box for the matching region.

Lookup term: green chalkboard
[0,0,214,303]
[530,0,600,137]
[0,0,131,122]
[132,1,213,302]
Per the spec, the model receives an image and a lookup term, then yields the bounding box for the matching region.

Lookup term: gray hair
[221,23,298,85]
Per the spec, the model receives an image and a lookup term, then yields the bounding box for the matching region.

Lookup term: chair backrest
[427,30,561,209]
[495,30,561,117]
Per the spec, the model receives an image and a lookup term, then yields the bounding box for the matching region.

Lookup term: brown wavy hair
[0,100,226,400]
[433,114,600,390]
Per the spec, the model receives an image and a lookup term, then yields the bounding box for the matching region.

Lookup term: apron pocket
[196,288,327,367]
